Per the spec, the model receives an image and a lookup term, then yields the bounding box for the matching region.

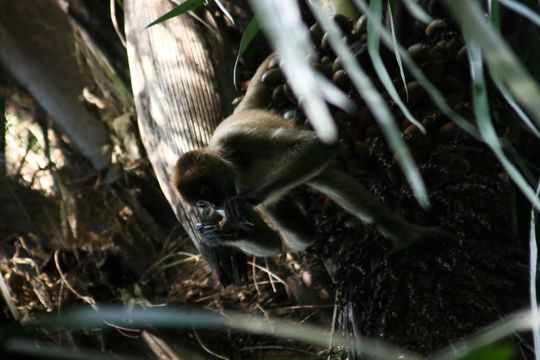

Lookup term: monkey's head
[173,149,237,210]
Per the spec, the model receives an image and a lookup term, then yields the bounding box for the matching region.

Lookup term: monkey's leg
[261,197,316,252]
[234,54,276,113]
[308,167,448,247]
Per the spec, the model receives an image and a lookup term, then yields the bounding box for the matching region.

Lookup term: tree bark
[0,0,111,170]
[125,0,247,284]
[0,178,62,247]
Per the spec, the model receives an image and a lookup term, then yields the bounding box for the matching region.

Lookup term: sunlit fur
[173,149,237,207]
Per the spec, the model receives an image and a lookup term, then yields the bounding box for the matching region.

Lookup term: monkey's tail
[308,168,450,247]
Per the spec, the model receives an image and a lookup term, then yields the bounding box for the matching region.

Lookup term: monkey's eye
[195,200,210,209]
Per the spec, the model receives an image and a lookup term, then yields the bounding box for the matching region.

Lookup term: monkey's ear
[172,151,200,188]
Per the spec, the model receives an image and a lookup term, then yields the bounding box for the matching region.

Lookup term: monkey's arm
[224,130,336,224]
[199,196,316,256]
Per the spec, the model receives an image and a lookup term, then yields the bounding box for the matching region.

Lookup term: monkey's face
[173,151,236,210]
[185,176,229,210]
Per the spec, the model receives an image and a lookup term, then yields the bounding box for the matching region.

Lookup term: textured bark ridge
[125,0,246,284]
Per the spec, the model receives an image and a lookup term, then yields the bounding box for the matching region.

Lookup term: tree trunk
[0,178,62,247]
[124,0,247,284]
[0,0,111,170]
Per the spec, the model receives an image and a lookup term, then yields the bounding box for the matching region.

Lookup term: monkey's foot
[223,196,258,228]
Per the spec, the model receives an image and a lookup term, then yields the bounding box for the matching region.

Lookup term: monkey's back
[209,109,293,148]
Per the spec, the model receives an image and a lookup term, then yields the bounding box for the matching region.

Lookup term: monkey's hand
[196,223,239,246]
[223,196,258,228]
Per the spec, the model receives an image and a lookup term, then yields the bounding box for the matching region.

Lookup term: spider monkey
[173,54,447,256]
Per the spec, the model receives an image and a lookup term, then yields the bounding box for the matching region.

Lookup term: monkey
[172,54,448,257]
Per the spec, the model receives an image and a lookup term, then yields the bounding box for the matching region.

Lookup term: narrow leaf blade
[234,16,261,87]
[401,0,432,24]
[368,0,425,133]
[464,33,540,210]
[352,0,479,138]
[146,0,206,28]
[444,0,540,130]
[313,0,429,207]
[214,0,235,25]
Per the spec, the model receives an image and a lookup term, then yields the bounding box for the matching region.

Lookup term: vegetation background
[0,0,539,359]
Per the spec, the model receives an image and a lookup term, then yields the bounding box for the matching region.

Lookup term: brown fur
[172,54,449,256]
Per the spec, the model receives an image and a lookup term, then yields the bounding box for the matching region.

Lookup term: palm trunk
[124,0,247,284]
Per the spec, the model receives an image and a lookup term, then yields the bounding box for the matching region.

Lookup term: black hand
[223,196,258,228]
[196,223,239,245]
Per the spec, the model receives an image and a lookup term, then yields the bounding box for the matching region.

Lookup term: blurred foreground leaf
[456,344,514,360]
[314,0,429,206]
[35,306,419,360]
[444,0,540,130]
[249,0,339,143]
[465,33,540,210]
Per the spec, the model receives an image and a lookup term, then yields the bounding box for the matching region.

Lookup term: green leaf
[506,143,538,185]
[498,0,540,27]
[314,73,355,112]
[456,344,514,360]
[443,0,540,130]
[313,0,429,207]
[352,0,479,138]
[5,338,128,360]
[464,32,540,210]
[311,0,429,207]
[320,0,429,207]
[214,0,234,24]
[369,0,425,132]
[487,0,540,139]
[489,68,540,138]
[249,0,339,143]
[146,0,207,28]
[234,16,261,87]
[488,0,501,27]
[400,0,432,24]
[255,356,304,360]
[387,1,409,103]
[530,179,540,357]
[36,306,420,360]
[433,310,532,360]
